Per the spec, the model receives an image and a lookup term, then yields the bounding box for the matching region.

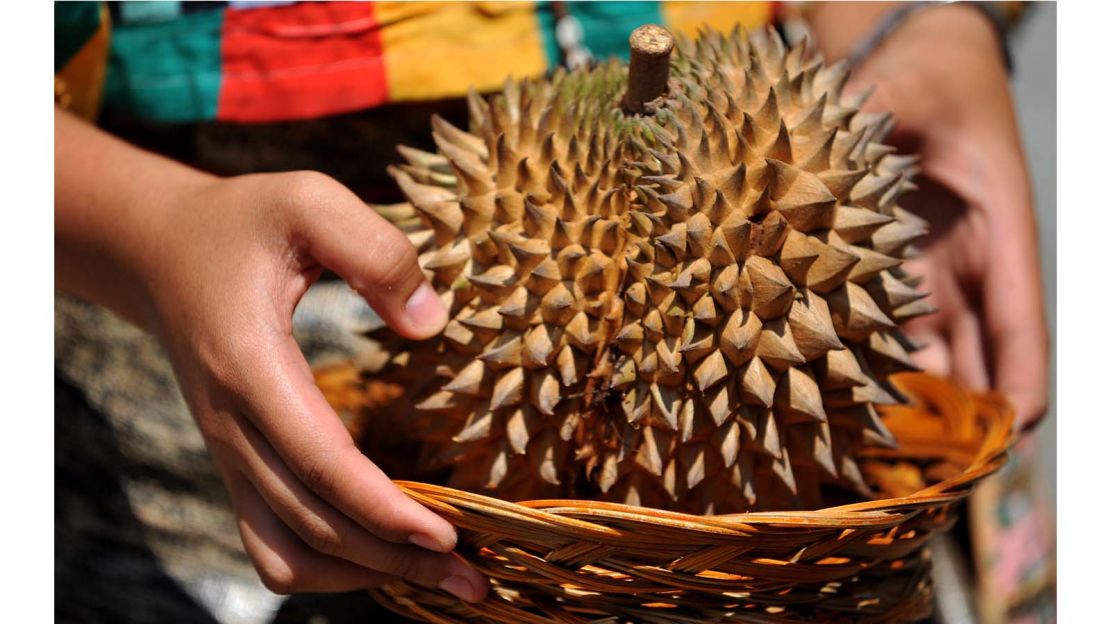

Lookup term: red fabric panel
[218,2,388,123]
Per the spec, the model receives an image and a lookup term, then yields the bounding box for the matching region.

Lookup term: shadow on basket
[314,370,1013,623]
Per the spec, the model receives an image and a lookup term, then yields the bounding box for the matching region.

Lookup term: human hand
[132,170,490,599]
[809,3,1049,430]
[56,109,489,599]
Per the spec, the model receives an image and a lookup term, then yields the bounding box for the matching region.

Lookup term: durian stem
[622,24,674,115]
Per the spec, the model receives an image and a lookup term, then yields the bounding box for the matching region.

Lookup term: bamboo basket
[320,371,1013,623]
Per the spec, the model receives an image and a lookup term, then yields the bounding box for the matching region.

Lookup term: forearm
[54,107,216,328]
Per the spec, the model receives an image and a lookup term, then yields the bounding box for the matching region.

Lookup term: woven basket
[339,372,1013,623]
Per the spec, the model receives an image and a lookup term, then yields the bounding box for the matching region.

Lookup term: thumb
[291,172,447,340]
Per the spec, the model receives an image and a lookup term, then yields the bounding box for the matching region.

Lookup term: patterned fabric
[55,1,773,124]
[55,2,111,120]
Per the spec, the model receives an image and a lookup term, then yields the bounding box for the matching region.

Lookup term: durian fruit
[356,25,929,514]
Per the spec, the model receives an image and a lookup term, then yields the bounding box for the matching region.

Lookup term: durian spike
[357,25,940,515]
[369,202,417,226]
[431,114,489,159]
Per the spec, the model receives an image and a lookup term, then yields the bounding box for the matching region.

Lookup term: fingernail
[409,532,451,553]
[405,283,448,334]
[439,575,478,602]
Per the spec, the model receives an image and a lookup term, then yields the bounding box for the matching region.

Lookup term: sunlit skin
[54,3,1046,600]
[55,110,487,601]
[809,3,1049,430]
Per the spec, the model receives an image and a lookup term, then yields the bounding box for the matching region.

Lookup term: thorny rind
[363,26,930,514]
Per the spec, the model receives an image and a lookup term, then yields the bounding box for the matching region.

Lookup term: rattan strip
[372,373,1013,622]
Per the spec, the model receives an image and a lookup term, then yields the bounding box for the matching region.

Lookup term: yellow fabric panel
[662,1,774,38]
[377,1,548,102]
[55,4,111,121]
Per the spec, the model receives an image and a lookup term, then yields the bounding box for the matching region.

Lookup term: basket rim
[390,373,1016,536]
[371,374,1015,623]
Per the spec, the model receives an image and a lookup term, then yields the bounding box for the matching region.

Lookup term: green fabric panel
[103,7,224,123]
[570,1,663,62]
[534,2,562,71]
[55,2,102,73]
[118,1,183,24]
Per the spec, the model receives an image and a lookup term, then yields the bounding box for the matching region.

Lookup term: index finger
[982,223,1050,430]
[971,160,1050,429]
[236,331,458,553]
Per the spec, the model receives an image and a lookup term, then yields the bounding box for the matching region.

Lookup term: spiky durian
[355,25,929,514]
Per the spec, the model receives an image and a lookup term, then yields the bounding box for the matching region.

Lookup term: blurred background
[1017,1,1056,512]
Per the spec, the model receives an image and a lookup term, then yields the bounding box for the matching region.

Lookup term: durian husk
[348,26,930,514]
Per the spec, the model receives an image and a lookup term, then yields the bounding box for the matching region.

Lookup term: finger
[286,171,447,340]
[900,253,955,378]
[225,413,488,600]
[947,310,990,392]
[903,326,952,378]
[903,265,990,391]
[982,231,1049,429]
[228,325,461,555]
[964,161,1049,429]
[223,464,392,594]
[223,414,488,601]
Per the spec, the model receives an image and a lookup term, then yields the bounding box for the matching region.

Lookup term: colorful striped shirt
[55,1,775,124]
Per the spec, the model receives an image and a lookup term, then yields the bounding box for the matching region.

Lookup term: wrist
[889,3,1005,62]
[124,169,221,327]
[832,3,1013,138]
[54,109,220,330]
[805,2,902,62]
[807,2,1006,70]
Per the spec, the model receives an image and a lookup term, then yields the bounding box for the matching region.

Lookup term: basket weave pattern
[365,373,1014,623]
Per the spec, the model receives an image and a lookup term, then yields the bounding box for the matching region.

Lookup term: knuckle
[255,561,299,595]
[196,330,269,395]
[297,452,342,502]
[357,514,393,542]
[293,511,343,556]
[197,418,240,460]
[282,170,338,205]
[380,548,426,582]
[367,237,422,296]
[278,170,345,227]
[204,354,244,395]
